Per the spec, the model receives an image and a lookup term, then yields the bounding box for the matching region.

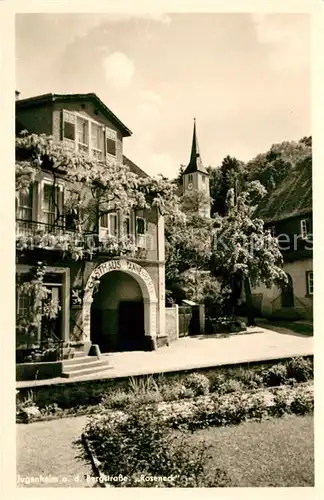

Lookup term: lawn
[16,415,92,488]
[258,319,313,336]
[189,414,314,487]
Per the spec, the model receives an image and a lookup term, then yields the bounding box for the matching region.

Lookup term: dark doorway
[90,271,144,353]
[118,301,144,351]
[281,274,294,308]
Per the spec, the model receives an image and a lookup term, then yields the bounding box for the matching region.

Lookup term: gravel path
[17,415,93,488]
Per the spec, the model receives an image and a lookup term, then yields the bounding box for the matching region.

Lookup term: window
[17,290,30,318]
[301,218,311,240]
[62,110,117,160]
[188,174,193,184]
[17,186,33,221]
[136,217,147,248]
[63,111,76,141]
[202,176,206,183]
[123,216,131,237]
[136,217,146,235]
[91,122,104,160]
[43,184,60,226]
[100,213,108,228]
[306,271,313,295]
[109,213,118,236]
[76,117,89,153]
[106,128,117,157]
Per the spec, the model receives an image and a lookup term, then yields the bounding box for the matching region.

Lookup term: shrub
[290,388,314,415]
[208,373,227,393]
[221,379,244,394]
[183,373,210,396]
[160,382,188,402]
[286,357,313,383]
[263,364,287,387]
[41,403,63,416]
[100,390,134,410]
[82,403,231,487]
[270,389,292,417]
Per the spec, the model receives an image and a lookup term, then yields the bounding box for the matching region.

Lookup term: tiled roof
[255,157,312,223]
[122,155,149,178]
[16,92,132,137]
[183,120,208,175]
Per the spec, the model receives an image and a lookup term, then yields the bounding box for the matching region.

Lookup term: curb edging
[81,433,111,488]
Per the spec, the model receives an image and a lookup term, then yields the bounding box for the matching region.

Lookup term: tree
[180,188,212,215]
[209,156,245,217]
[165,210,213,286]
[212,188,287,326]
[245,138,312,193]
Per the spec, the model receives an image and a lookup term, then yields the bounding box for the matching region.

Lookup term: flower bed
[16,356,313,423]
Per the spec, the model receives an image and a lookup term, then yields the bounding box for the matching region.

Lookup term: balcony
[16,219,97,254]
[15,219,146,258]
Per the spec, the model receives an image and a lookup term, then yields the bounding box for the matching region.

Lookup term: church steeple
[181,118,210,217]
[184,118,207,175]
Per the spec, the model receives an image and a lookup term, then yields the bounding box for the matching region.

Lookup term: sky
[15,12,310,178]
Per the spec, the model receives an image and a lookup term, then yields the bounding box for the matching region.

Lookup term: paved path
[17,327,313,388]
[104,328,313,378]
[17,415,92,488]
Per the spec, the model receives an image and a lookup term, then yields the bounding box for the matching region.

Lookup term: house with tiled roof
[251,157,313,319]
[15,92,168,380]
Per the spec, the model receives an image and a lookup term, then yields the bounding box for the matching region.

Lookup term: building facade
[251,158,313,319]
[16,93,167,356]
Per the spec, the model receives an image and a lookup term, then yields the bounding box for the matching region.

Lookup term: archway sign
[82,259,158,343]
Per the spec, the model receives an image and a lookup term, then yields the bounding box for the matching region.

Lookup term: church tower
[182,119,210,217]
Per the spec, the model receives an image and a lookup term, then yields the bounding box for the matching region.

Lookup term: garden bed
[79,383,314,487]
[16,356,313,423]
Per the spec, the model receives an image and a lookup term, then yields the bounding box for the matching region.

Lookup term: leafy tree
[212,188,287,325]
[165,210,213,286]
[180,188,212,215]
[245,139,312,193]
[174,164,185,187]
[209,156,245,217]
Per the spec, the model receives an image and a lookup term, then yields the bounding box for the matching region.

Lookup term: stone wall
[165,305,179,343]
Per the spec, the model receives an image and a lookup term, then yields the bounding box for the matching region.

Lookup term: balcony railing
[16,219,98,252]
[16,219,68,237]
[16,219,154,255]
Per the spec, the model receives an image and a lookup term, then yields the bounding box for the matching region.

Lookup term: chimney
[15,90,20,100]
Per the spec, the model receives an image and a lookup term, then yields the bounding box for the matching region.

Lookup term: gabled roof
[255,157,312,223]
[16,92,132,137]
[183,119,208,175]
[123,155,149,178]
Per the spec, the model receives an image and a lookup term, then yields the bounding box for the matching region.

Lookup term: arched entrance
[281,273,294,308]
[82,260,157,352]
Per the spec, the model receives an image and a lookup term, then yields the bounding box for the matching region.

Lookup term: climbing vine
[16,132,179,259]
[16,262,61,347]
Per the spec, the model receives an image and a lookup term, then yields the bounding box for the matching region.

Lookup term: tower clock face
[187,183,193,190]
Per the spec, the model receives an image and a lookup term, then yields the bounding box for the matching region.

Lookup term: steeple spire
[184,118,207,175]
